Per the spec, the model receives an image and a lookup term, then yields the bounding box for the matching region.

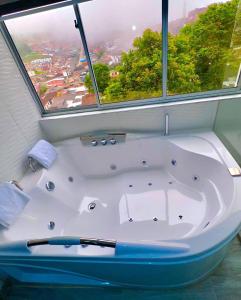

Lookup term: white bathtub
[0,131,241,288]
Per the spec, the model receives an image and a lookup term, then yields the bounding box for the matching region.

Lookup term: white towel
[28,139,57,169]
[0,183,30,228]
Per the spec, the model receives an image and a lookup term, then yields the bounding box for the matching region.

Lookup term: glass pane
[6,6,97,111]
[168,0,241,96]
[215,97,241,165]
[80,0,162,104]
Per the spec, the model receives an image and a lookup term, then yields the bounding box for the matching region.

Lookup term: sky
[170,0,228,20]
[6,0,230,44]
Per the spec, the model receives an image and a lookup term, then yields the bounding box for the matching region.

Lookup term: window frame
[0,0,241,117]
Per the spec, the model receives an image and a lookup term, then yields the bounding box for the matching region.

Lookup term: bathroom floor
[1,237,241,300]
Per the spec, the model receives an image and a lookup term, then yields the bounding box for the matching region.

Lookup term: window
[5,6,97,111]
[1,0,241,115]
[168,0,241,95]
[80,0,162,103]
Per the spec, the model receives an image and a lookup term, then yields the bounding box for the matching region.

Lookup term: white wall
[0,32,45,182]
[40,100,219,142]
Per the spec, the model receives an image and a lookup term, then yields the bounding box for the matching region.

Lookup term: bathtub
[0,130,241,288]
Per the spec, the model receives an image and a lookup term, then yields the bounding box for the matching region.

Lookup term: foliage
[104,80,126,101]
[168,33,200,94]
[86,0,240,102]
[11,0,241,105]
[180,0,239,91]
[103,89,162,104]
[103,28,201,100]
[103,29,162,102]
[85,63,110,93]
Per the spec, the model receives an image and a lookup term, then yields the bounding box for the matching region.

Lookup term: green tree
[104,28,200,101]
[105,80,126,100]
[85,63,110,93]
[91,0,240,101]
[168,33,201,94]
[104,29,163,102]
[181,0,239,91]
[118,29,162,93]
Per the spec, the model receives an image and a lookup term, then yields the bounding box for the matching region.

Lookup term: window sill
[41,91,241,121]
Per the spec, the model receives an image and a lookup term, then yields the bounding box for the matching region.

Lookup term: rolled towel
[0,182,31,228]
[28,139,57,169]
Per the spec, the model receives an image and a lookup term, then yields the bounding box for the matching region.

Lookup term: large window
[1,0,241,114]
[6,6,97,111]
[80,0,162,103]
[168,0,241,95]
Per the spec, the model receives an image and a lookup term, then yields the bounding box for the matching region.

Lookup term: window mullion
[73,3,101,107]
[162,0,168,98]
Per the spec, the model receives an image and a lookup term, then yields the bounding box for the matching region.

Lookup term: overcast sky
[6,0,230,43]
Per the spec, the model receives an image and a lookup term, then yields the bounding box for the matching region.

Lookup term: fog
[6,0,230,44]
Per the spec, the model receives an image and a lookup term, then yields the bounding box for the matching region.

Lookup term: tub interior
[0,133,235,252]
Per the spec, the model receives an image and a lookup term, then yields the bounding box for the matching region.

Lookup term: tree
[181,0,239,91]
[104,29,163,102]
[168,33,201,94]
[104,28,200,101]
[85,63,110,93]
[90,0,240,101]
[104,80,126,101]
[117,29,163,93]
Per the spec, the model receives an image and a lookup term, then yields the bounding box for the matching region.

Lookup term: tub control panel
[80,133,126,147]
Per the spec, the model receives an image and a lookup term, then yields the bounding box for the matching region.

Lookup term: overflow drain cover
[88,202,96,211]
[48,221,55,230]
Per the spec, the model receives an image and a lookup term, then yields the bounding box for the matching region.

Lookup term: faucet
[81,133,126,147]
[164,113,169,136]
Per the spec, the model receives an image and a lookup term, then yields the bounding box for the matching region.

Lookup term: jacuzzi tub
[0,131,241,288]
